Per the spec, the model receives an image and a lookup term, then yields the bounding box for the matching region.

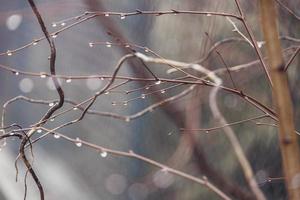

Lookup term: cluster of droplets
[109,80,171,108]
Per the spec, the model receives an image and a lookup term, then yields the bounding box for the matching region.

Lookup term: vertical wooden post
[260,0,300,199]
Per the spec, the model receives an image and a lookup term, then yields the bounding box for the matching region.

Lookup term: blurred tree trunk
[260,0,300,199]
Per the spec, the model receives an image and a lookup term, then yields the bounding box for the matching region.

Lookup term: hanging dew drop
[160,90,166,94]
[50,118,55,122]
[7,50,12,56]
[73,107,78,111]
[257,41,265,48]
[52,34,57,39]
[155,80,161,85]
[120,15,126,20]
[106,42,112,47]
[89,43,94,47]
[37,129,42,133]
[40,73,47,78]
[123,101,128,106]
[141,94,146,99]
[14,71,19,76]
[54,134,60,139]
[111,101,116,106]
[49,102,54,107]
[144,48,149,52]
[52,23,57,27]
[100,151,108,158]
[125,117,130,122]
[75,137,82,147]
[66,78,72,83]
[104,13,109,17]
[61,22,66,26]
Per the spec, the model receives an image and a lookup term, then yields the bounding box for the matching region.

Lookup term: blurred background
[0,0,300,199]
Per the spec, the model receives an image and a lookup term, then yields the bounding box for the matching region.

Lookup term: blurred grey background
[0,0,300,199]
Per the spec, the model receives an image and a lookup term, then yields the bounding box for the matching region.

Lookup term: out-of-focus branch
[134,52,266,200]
[234,0,273,87]
[275,0,300,21]
[41,128,231,200]
[260,1,300,199]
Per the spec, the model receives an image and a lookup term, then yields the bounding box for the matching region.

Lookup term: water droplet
[100,151,108,157]
[106,42,112,48]
[73,107,78,111]
[206,13,212,17]
[125,44,130,48]
[100,77,105,81]
[32,40,38,45]
[52,23,57,27]
[144,48,149,52]
[123,101,128,106]
[160,90,166,94]
[168,132,172,136]
[120,15,126,20]
[52,34,57,39]
[89,42,94,47]
[111,101,116,106]
[104,13,110,17]
[75,137,82,147]
[141,94,146,99]
[205,130,209,134]
[50,118,55,122]
[7,50,12,56]
[37,129,42,133]
[105,91,110,95]
[155,80,161,85]
[145,86,150,90]
[40,73,47,78]
[54,134,60,139]
[257,41,265,48]
[49,102,54,107]
[61,22,66,26]
[125,117,130,122]
[66,78,72,83]
[14,71,19,76]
